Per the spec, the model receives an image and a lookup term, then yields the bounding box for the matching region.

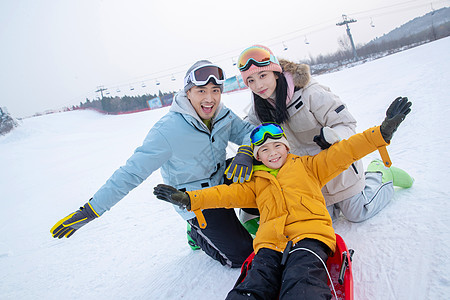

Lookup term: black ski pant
[188,208,254,268]
[226,238,332,300]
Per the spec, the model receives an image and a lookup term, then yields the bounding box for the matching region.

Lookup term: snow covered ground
[1,37,450,300]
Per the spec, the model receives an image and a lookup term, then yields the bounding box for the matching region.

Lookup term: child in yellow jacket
[154,97,411,300]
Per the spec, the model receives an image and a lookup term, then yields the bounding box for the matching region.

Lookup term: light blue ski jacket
[90,90,255,220]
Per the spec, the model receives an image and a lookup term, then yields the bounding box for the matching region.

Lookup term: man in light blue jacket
[51,60,255,268]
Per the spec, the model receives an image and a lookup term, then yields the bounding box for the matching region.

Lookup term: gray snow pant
[327,171,394,222]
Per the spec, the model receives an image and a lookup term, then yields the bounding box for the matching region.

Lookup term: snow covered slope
[1,37,449,299]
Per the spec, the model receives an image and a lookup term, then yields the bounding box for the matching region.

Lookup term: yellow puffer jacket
[188,126,388,254]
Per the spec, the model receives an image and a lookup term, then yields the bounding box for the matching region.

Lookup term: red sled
[234,234,354,300]
[327,234,354,300]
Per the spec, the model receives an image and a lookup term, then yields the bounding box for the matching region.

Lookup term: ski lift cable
[354,2,438,21]
[109,70,185,91]
[350,0,436,16]
[349,0,441,19]
[202,15,343,62]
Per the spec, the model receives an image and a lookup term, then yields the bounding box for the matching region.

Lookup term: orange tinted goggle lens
[238,47,272,70]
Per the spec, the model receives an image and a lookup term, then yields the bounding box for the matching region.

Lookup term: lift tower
[337,14,358,61]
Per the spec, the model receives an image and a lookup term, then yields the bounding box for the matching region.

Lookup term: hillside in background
[309,7,450,74]
[370,7,450,45]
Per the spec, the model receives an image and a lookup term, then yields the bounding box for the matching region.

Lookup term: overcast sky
[1,0,447,117]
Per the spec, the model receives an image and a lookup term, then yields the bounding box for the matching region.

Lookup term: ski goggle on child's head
[237,45,280,72]
[184,64,226,87]
[250,122,286,147]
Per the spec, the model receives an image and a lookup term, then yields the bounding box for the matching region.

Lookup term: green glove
[380,97,412,143]
[153,184,191,210]
[225,145,254,183]
[51,201,99,238]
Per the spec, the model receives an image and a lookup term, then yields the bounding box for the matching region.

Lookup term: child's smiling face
[256,141,289,169]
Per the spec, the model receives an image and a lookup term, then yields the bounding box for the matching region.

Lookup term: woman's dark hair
[253,72,290,124]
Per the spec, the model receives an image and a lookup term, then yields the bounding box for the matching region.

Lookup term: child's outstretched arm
[153,184,191,210]
[307,97,412,186]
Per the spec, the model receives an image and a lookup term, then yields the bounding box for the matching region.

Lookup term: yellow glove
[225,145,254,183]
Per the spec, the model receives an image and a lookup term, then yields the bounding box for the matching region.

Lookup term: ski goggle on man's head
[184,64,226,87]
[237,45,280,72]
[250,122,286,147]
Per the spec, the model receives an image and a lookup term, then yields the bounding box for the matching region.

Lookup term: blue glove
[225,145,253,183]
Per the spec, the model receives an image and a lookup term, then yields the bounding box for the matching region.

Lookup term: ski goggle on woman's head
[250,122,286,147]
[237,45,280,72]
[184,64,226,87]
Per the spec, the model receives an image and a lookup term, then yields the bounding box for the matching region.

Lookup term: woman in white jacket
[232,44,413,223]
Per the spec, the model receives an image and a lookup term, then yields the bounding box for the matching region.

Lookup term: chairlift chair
[304,36,310,45]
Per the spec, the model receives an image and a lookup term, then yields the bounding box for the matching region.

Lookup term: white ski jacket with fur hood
[246,60,365,205]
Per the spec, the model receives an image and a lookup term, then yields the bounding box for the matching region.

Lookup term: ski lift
[141,82,146,88]
[282,42,288,51]
[304,36,310,45]
[155,79,160,86]
[171,74,176,81]
[370,17,375,28]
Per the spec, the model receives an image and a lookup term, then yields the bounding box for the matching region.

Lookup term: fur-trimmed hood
[279,59,311,89]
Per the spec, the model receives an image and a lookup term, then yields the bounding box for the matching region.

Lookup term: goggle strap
[238,59,272,71]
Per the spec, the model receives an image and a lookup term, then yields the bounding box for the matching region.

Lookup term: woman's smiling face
[246,71,278,99]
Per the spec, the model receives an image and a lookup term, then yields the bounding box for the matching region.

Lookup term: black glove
[380,97,412,143]
[313,127,341,150]
[153,184,191,210]
[50,201,99,238]
[225,145,253,183]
